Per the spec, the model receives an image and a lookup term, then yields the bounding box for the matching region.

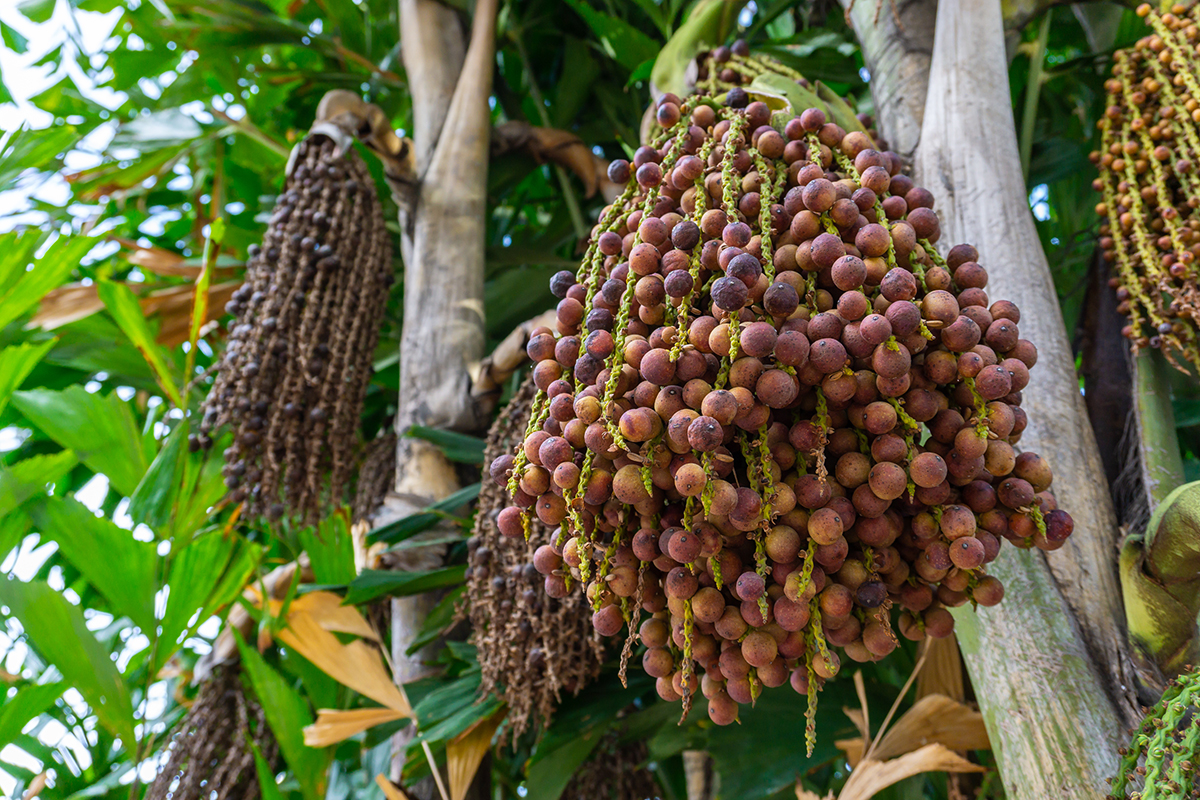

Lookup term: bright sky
[0,0,124,231]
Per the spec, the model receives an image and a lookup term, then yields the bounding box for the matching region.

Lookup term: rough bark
[912,0,1137,795]
[840,0,937,163]
[380,1,498,795]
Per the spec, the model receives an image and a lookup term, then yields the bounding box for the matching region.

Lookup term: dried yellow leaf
[837,744,985,800]
[375,774,411,800]
[274,591,379,641]
[276,611,411,715]
[448,708,505,800]
[22,772,47,800]
[915,634,964,702]
[837,694,989,768]
[303,707,408,747]
[794,784,832,800]
[870,694,989,762]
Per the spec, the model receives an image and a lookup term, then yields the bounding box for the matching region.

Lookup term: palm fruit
[692,39,887,148]
[1092,4,1200,372]
[468,378,605,741]
[1108,667,1200,799]
[491,65,1074,752]
[197,132,394,522]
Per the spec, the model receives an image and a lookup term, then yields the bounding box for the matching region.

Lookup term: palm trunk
[380,0,498,794]
[909,0,1137,795]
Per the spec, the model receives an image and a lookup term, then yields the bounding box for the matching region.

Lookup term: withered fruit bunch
[197,133,394,523]
[468,379,605,742]
[1091,3,1200,372]
[490,88,1074,749]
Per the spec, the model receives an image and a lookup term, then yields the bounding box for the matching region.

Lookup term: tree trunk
[379,0,498,794]
[842,0,937,164]
[910,0,1138,795]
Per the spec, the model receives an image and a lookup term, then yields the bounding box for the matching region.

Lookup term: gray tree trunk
[380,0,498,795]
[843,0,937,164]
[910,0,1138,796]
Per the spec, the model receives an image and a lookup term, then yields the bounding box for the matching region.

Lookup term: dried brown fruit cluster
[561,733,658,800]
[147,666,278,800]
[1092,3,1200,372]
[468,378,605,741]
[490,85,1073,746]
[197,133,393,522]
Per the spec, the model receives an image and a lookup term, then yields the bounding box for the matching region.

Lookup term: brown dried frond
[146,666,278,800]
[199,133,394,523]
[467,377,605,742]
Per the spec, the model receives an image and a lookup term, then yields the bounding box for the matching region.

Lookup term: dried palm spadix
[467,378,605,742]
[146,666,278,800]
[199,124,393,522]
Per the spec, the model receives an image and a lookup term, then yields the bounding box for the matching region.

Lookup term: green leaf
[127,421,190,533]
[815,81,868,135]
[0,235,94,332]
[186,218,225,378]
[651,0,748,96]
[405,426,485,464]
[368,483,480,544]
[0,509,31,564]
[235,630,328,800]
[404,585,465,656]
[97,281,183,408]
[0,578,136,746]
[0,682,64,749]
[0,339,55,419]
[0,128,80,193]
[16,0,54,23]
[11,385,150,496]
[748,72,826,118]
[0,22,29,54]
[29,495,158,632]
[299,511,356,587]
[562,0,660,71]
[524,727,605,800]
[0,451,78,518]
[343,565,466,605]
[157,532,260,670]
[251,736,287,800]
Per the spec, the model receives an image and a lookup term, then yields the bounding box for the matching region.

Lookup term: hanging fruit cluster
[1108,667,1200,799]
[691,40,886,150]
[197,132,393,523]
[1092,3,1200,373]
[468,378,605,741]
[489,79,1073,747]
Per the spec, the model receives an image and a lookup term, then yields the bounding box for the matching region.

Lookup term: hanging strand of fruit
[197,111,394,523]
[490,50,1074,751]
[468,377,605,742]
[1108,666,1200,799]
[1092,3,1200,374]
